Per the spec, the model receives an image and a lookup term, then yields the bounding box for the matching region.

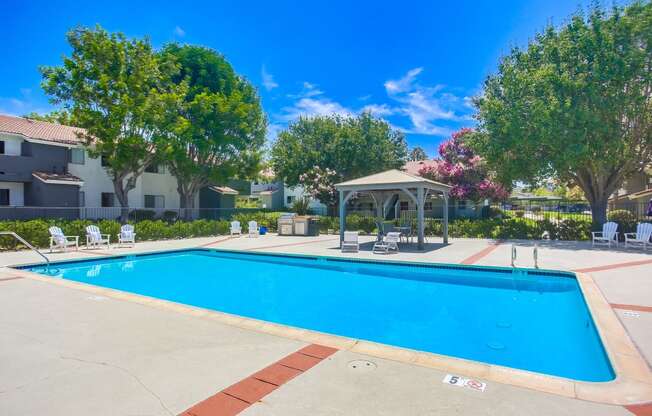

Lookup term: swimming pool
[24,249,614,382]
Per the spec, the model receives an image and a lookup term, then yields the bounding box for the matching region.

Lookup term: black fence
[0,200,649,223]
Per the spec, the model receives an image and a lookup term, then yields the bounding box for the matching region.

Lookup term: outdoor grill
[277,214,320,236]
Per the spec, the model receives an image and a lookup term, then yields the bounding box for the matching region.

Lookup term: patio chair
[341,231,360,253]
[624,222,652,250]
[373,231,401,254]
[230,221,242,237]
[591,222,619,248]
[86,225,111,249]
[248,221,259,238]
[48,226,79,253]
[117,224,136,247]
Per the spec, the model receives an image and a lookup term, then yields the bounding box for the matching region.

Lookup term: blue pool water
[25,249,614,381]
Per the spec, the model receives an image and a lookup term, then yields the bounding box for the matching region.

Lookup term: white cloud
[174,26,186,37]
[382,68,471,136]
[384,67,423,94]
[261,65,279,91]
[358,94,372,101]
[0,88,52,117]
[361,103,394,117]
[278,97,352,122]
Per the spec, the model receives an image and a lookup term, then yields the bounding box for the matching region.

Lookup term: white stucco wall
[284,185,327,213]
[0,133,24,156]
[0,181,24,206]
[67,149,116,208]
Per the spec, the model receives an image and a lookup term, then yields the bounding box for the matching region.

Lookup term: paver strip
[574,259,652,273]
[611,304,652,313]
[625,402,652,415]
[460,241,502,264]
[179,344,338,416]
[243,237,340,251]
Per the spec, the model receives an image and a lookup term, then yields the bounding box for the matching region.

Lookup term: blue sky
[1,0,606,157]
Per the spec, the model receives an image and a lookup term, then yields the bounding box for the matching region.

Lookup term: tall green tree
[271,113,407,210]
[472,2,652,226]
[408,146,428,161]
[23,110,73,125]
[40,26,177,221]
[157,44,266,215]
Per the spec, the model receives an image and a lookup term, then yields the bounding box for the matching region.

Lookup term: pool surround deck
[6,245,652,406]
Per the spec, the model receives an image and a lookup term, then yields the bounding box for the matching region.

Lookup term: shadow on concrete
[326,240,449,254]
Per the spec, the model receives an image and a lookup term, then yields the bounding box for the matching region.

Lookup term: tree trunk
[113,179,130,223]
[587,195,609,230]
[179,191,196,221]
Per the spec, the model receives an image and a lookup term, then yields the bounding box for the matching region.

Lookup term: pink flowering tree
[418,128,509,202]
[299,166,339,208]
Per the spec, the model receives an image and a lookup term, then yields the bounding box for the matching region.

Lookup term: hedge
[0,219,231,250]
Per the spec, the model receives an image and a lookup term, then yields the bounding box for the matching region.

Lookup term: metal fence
[0,200,649,223]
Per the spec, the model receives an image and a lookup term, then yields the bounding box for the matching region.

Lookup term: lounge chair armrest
[64,235,79,242]
[101,234,111,238]
[591,232,604,237]
[624,233,637,238]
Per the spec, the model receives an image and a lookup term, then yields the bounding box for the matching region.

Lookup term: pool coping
[3,248,652,405]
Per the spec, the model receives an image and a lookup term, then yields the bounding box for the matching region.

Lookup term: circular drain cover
[347,360,377,372]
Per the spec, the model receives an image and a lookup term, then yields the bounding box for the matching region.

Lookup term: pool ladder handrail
[511,243,539,269]
[0,231,50,271]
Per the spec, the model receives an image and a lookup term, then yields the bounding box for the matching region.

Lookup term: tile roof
[403,159,440,176]
[0,114,86,145]
[208,185,239,195]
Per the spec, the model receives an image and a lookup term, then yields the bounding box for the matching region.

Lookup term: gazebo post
[417,186,425,250]
[339,190,346,247]
[443,192,449,244]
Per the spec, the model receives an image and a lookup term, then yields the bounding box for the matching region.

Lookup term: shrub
[607,209,637,235]
[163,210,178,222]
[291,198,311,215]
[129,209,156,221]
[514,210,525,218]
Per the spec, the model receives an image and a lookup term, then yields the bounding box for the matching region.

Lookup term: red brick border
[179,344,338,416]
[198,236,236,248]
[460,242,502,265]
[625,402,652,416]
[611,303,652,313]
[574,259,652,273]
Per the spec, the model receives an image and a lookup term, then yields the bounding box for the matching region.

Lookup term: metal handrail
[0,231,50,271]
[511,244,517,267]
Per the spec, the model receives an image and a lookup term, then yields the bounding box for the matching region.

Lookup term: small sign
[86,295,108,301]
[442,374,487,392]
[623,311,640,318]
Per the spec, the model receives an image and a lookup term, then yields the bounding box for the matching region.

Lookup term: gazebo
[335,169,452,250]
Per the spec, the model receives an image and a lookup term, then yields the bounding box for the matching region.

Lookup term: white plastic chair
[48,226,79,252]
[86,225,111,249]
[592,222,619,247]
[117,224,136,246]
[248,221,259,238]
[230,221,242,237]
[624,223,652,250]
[341,231,360,253]
[373,231,401,254]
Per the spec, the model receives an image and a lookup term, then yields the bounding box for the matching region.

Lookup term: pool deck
[1,234,651,415]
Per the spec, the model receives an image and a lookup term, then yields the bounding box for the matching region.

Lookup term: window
[70,148,85,165]
[400,201,409,211]
[458,200,467,210]
[286,195,295,204]
[424,201,433,211]
[0,189,9,206]
[79,191,85,207]
[101,192,115,207]
[145,164,165,174]
[144,195,165,209]
[101,155,109,167]
[0,141,5,154]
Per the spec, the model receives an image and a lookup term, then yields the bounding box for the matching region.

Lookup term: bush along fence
[1,202,651,249]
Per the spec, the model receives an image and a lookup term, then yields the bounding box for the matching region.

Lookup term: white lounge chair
[592,222,619,247]
[230,221,242,237]
[117,224,136,246]
[248,221,259,238]
[86,225,111,249]
[341,231,360,253]
[373,231,401,254]
[48,226,79,252]
[624,223,652,250]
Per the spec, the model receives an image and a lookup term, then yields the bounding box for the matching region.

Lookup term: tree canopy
[157,44,266,213]
[40,25,177,220]
[23,110,73,125]
[418,128,509,202]
[408,146,428,161]
[271,113,407,208]
[472,2,652,225]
